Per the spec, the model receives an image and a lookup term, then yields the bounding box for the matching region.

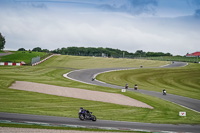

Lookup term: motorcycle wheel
[91,115,96,121]
[79,114,85,121]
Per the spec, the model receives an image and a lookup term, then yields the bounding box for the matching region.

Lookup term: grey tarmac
[66,62,200,113]
[0,112,200,133]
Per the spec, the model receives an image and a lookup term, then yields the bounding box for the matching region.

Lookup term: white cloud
[0,2,200,55]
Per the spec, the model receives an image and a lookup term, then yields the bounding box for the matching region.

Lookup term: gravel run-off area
[10,81,153,109]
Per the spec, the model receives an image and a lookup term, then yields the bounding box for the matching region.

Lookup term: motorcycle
[163,90,167,95]
[92,78,95,81]
[79,111,96,121]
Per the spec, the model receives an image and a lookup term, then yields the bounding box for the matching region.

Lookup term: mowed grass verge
[0,55,199,124]
[97,63,200,100]
[0,51,48,64]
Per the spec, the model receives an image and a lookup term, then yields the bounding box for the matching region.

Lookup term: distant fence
[31,56,40,65]
[142,56,200,63]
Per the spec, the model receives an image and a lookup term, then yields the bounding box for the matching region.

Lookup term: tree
[32,47,42,52]
[0,32,6,50]
[42,49,49,53]
[146,52,172,57]
[134,50,146,57]
[18,48,26,51]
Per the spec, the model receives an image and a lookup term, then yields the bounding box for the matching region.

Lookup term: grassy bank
[0,51,48,64]
[0,55,199,124]
[40,55,169,69]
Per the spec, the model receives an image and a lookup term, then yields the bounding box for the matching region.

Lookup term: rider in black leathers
[163,89,166,95]
[79,107,90,118]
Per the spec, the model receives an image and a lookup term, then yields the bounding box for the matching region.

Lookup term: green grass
[0,51,48,64]
[0,84,199,124]
[97,63,200,100]
[0,55,199,124]
[40,55,169,69]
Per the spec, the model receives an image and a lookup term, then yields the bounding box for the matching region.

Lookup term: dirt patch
[10,81,153,109]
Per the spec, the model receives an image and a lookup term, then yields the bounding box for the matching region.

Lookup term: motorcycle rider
[79,107,84,113]
[125,83,128,89]
[79,107,90,118]
[92,77,95,81]
[134,84,138,90]
[79,107,96,121]
[163,89,166,95]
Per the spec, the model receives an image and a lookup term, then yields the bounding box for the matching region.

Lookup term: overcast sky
[0,0,200,55]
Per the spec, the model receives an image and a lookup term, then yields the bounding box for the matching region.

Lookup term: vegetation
[14,46,199,64]
[32,47,42,52]
[0,32,6,50]
[0,51,48,64]
[52,47,172,58]
[0,54,199,124]
[97,63,200,100]
[51,47,199,63]
[18,48,26,51]
[18,47,50,53]
[40,55,169,69]
[16,46,198,63]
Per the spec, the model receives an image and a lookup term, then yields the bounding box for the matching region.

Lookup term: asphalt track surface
[0,112,200,133]
[66,62,200,113]
[1,62,200,132]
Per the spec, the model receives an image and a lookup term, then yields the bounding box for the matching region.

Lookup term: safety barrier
[0,62,22,66]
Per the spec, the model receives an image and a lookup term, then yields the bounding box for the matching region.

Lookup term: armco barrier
[32,54,54,66]
[0,62,22,66]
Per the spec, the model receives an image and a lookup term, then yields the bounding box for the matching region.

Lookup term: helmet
[80,107,83,109]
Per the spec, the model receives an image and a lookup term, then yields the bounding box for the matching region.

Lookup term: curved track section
[66,62,200,113]
[0,112,200,133]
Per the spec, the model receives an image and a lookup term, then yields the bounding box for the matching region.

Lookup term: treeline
[18,47,172,58]
[52,47,131,58]
[0,32,6,50]
[51,47,172,57]
[18,47,50,53]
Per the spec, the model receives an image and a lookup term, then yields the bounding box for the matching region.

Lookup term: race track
[0,112,200,133]
[66,62,200,112]
[1,61,200,133]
